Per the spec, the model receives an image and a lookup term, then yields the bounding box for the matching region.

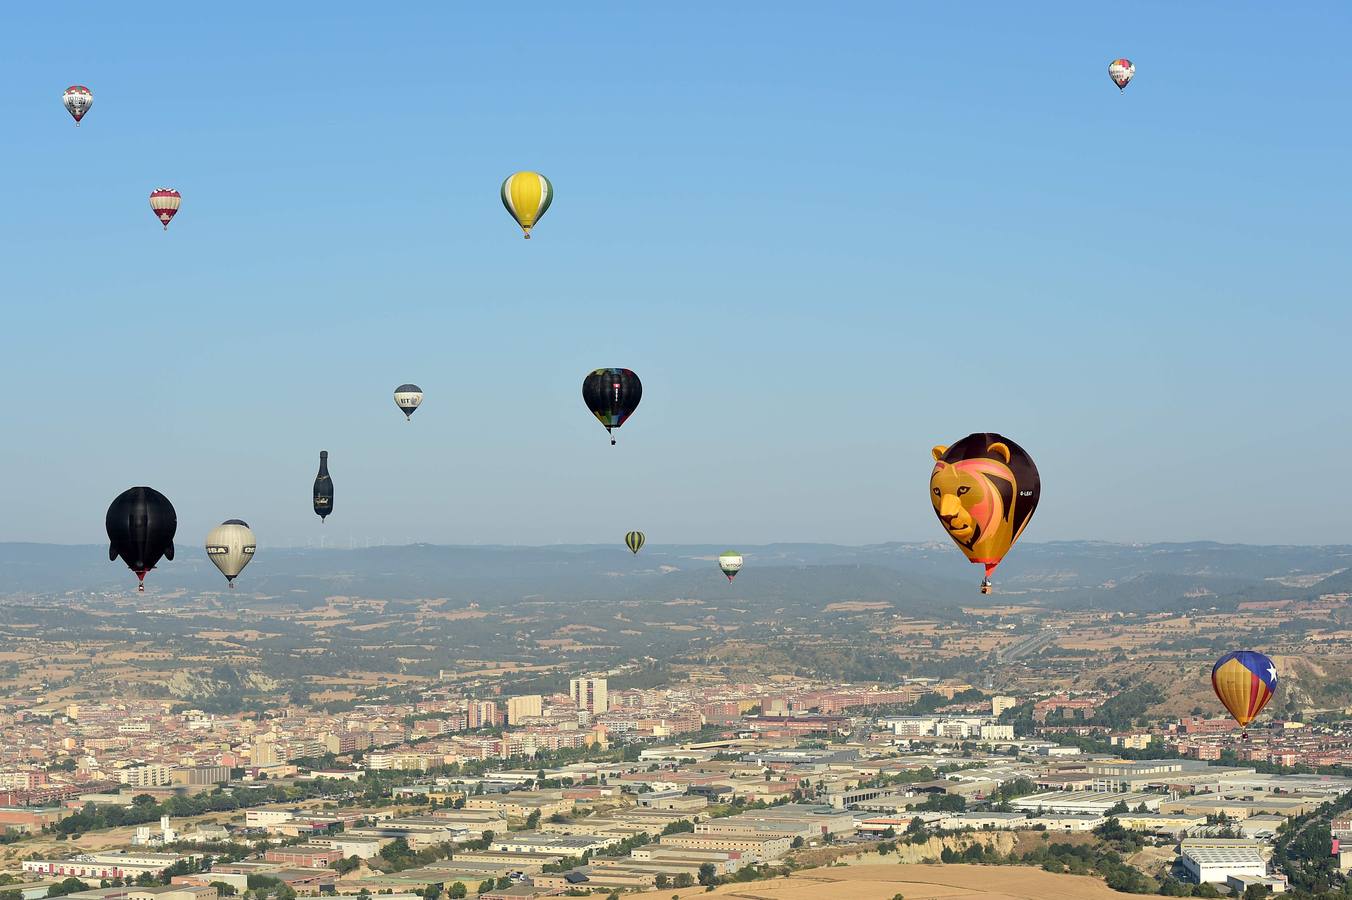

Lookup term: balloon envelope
[1109,58,1135,91]
[719,551,743,581]
[63,85,92,124]
[583,368,642,444]
[625,531,645,554]
[501,171,553,238]
[1212,650,1278,727]
[394,384,423,420]
[314,451,333,520]
[106,487,177,590]
[150,188,181,230]
[930,433,1040,587]
[205,519,257,585]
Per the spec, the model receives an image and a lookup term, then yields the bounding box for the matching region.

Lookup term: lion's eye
[932,488,940,496]
[957,486,970,496]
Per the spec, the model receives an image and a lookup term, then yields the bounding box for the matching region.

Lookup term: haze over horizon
[2,3,1347,550]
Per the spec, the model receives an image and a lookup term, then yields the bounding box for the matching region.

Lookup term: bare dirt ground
[632,863,1128,899]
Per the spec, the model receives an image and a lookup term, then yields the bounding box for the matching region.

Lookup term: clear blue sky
[0,3,1347,548]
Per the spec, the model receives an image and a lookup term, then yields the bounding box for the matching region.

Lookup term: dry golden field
[632,863,1127,899]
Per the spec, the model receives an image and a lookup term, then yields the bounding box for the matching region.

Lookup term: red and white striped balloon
[149,189,181,231]
[63,85,92,125]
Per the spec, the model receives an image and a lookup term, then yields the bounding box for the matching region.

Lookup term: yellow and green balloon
[501,171,553,239]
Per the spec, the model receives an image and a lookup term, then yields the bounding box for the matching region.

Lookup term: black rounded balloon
[314,450,333,520]
[582,368,642,445]
[105,486,177,592]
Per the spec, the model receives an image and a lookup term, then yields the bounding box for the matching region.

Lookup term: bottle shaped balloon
[313,451,333,522]
[930,433,1040,594]
[150,189,181,230]
[719,552,743,582]
[501,171,553,238]
[582,368,642,445]
[1108,58,1135,92]
[205,519,257,588]
[625,531,646,555]
[394,384,423,420]
[63,85,92,125]
[106,487,177,592]
[1212,650,1278,733]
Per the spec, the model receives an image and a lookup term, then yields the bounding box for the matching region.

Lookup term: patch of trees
[370,838,456,873]
[52,782,352,835]
[1092,684,1165,730]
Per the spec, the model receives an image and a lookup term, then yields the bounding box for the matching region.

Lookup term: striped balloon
[63,85,92,125]
[394,384,424,420]
[150,189,181,231]
[501,171,553,239]
[1212,650,1277,728]
[625,531,645,554]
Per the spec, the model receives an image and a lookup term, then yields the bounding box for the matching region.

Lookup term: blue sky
[0,3,1348,548]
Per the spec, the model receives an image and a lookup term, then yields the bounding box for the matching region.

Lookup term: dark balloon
[106,486,177,592]
[583,368,642,445]
[314,450,333,521]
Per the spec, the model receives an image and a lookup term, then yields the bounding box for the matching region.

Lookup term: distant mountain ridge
[1,540,1349,613]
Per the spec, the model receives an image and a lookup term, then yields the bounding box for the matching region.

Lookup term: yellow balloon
[500,171,554,238]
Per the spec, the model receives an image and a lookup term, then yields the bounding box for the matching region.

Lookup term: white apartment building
[116,764,173,787]
[506,695,544,725]
[570,677,608,716]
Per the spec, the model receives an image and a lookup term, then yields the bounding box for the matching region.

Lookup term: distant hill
[1,540,1349,613]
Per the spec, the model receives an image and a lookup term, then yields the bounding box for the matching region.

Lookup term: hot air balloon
[394,384,423,421]
[205,519,256,588]
[583,368,642,445]
[501,171,553,239]
[106,487,177,592]
[1108,58,1135,92]
[1212,651,1278,731]
[314,451,333,521]
[63,85,92,125]
[718,551,743,582]
[150,189,181,230]
[930,433,1040,594]
[625,531,646,555]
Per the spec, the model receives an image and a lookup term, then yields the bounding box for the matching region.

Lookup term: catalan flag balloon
[1212,650,1278,728]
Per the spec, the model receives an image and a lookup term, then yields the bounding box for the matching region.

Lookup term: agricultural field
[634,863,1129,899]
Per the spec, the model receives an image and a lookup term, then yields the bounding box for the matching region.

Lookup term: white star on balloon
[1267,666,1277,682]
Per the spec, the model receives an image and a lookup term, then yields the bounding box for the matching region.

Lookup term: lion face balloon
[930,433,1040,593]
